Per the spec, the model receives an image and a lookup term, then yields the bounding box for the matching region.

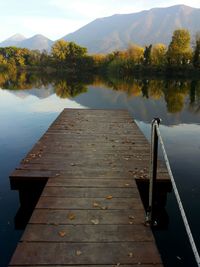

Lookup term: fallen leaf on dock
[67,212,76,220]
[93,202,100,207]
[128,252,134,258]
[91,219,99,225]
[106,195,113,200]
[76,250,82,256]
[125,183,130,186]
[58,230,67,237]
[129,215,135,219]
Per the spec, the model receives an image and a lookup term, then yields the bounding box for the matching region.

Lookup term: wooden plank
[36,196,144,210]
[10,265,163,267]
[9,242,162,265]
[41,187,139,198]
[29,209,145,225]
[46,178,137,187]
[22,224,154,242]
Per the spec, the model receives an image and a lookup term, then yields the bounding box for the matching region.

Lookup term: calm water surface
[0,73,200,266]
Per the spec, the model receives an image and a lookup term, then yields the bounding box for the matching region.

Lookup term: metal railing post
[144,117,200,266]
[146,118,161,225]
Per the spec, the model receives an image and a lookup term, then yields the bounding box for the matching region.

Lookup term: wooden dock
[9,109,169,267]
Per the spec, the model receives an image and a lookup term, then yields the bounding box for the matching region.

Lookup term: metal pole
[146,118,161,225]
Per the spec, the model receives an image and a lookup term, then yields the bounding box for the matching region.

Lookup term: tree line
[0,28,200,76]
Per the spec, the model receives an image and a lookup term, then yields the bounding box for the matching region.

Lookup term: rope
[154,121,200,267]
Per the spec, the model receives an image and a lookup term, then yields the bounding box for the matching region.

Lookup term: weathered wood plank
[41,187,139,198]
[36,196,144,210]
[9,242,162,265]
[10,265,163,267]
[22,224,154,242]
[30,209,145,225]
[46,178,137,187]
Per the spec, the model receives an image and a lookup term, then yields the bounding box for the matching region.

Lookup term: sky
[1,0,200,42]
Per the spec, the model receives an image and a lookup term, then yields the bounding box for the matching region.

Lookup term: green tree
[143,45,152,65]
[65,42,87,68]
[193,33,200,68]
[167,29,192,65]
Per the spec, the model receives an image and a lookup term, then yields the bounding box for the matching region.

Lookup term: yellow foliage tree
[127,44,144,64]
[151,44,167,65]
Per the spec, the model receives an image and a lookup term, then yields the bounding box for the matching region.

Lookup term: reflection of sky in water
[0,84,200,267]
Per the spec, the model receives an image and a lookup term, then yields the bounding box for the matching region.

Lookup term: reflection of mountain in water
[10,86,55,99]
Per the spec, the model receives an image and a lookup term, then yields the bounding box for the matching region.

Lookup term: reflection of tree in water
[54,80,87,98]
[101,75,143,97]
[188,81,200,113]
[103,75,196,113]
[164,80,189,113]
[148,80,164,99]
[0,71,48,90]
[0,71,90,97]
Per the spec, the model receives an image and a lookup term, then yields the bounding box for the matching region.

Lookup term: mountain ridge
[0,5,200,53]
[62,4,200,53]
[0,34,53,51]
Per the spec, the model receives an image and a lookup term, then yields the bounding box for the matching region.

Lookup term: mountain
[63,5,200,53]
[0,34,53,51]
[19,34,53,51]
[0,33,26,47]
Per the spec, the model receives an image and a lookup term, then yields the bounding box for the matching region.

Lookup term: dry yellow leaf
[128,252,134,258]
[91,219,99,225]
[67,212,76,220]
[93,202,100,207]
[76,250,82,256]
[125,183,130,186]
[58,230,66,237]
[106,195,113,200]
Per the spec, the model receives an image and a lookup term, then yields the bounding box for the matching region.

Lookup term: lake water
[0,72,200,267]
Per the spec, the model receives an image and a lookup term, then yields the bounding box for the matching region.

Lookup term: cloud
[29,94,87,113]
[49,0,200,19]
[0,15,86,41]
[49,0,142,19]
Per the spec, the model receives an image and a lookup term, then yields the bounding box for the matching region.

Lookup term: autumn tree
[151,43,167,65]
[193,33,200,68]
[51,40,87,70]
[51,39,68,62]
[127,44,144,64]
[167,29,192,65]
